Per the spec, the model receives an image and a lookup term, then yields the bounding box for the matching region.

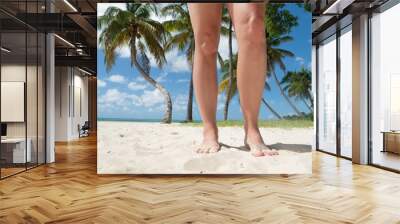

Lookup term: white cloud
[218,35,238,61]
[148,49,190,72]
[171,56,190,72]
[98,79,107,88]
[295,56,305,65]
[97,3,126,17]
[99,89,121,104]
[174,94,188,111]
[168,52,190,72]
[99,88,166,111]
[116,46,131,58]
[140,89,164,107]
[148,104,165,112]
[156,72,168,83]
[217,94,225,111]
[135,76,146,83]
[107,74,126,83]
[177,79,189,83]
[99,89,141,107]
[128,82,147,91]
[97,40,130,56]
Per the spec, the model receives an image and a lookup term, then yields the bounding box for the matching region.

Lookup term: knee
[195,31,219,56]
[238,14,266,47]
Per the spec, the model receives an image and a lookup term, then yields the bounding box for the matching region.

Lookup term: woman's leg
[227,3,278,156]
[188,3,223,153]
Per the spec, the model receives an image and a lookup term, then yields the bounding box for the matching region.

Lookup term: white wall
[1,63,46,164]
[55,66,69,141]
[54,67,89,141]
[1,65,42,137]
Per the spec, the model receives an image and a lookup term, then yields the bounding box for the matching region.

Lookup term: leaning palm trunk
[302,98,313,113]
[262,98,282,119]
[223,21,234,121]
[308,90,314,108]
[186,74,194,122]
[132,57,172,123]
[271,69,303,116]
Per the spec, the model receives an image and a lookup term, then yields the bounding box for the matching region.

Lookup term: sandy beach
[97,121,313,174]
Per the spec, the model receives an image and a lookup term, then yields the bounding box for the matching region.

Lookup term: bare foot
[245,142,278,156]
[245,129,278,157]
[196,141,220,153]
[196,124,220,154]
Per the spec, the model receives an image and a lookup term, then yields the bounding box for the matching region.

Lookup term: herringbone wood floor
[1,134,400,224]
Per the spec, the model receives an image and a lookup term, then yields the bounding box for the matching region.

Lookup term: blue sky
[97,3,311,121]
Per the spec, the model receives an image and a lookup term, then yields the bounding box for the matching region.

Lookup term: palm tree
[281,67,313,112]
[218,54,238,111]
[265,3,304,116]
[266,34,303,116]
[262,84,283,120]
[220,7,235,121]
[161,3,195,122]
[98,3,173,123]
[218,54,282,119]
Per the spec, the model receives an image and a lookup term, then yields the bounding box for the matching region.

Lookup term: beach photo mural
[97,2,313,174]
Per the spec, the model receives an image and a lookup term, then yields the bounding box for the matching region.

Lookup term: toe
[251,150,265,157]
[263,149,279,156]
[209,145,220,153]
[197,145,205,153]
[203,147,211,153]
[269,148,279,155]
[262,149,274,156]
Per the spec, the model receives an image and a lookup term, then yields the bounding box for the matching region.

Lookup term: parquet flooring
[1,134,400,223]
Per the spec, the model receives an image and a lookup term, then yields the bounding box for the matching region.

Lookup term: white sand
[97,122,313,174]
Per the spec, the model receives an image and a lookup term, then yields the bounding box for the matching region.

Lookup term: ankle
[246,128,263,143]
[247,126,260,135]
[203,123,218,141]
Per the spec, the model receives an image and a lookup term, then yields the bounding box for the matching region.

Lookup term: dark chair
[79,121,90,138]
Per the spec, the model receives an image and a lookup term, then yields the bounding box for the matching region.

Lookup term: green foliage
[98,3,167,71]
[265,4,298,38]
[218,54,238,102]
[161,3,194,64]
[183,118,313,128]
[265,3,298,74]
[282,113,313,120]
[296,3,312,12]
[281,67,313,103]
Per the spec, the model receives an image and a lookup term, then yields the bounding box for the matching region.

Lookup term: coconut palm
[265,4,304,116]
[161,3,195,122]
[218,54,282,119]
[266,34,303,116]
[219,7,235,121]
[98,3,173,123]
[218,54,238,109]
[281,67,313,112]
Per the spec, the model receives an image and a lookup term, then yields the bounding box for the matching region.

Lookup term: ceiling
[311,0,391,43]
[0,0,97,75]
